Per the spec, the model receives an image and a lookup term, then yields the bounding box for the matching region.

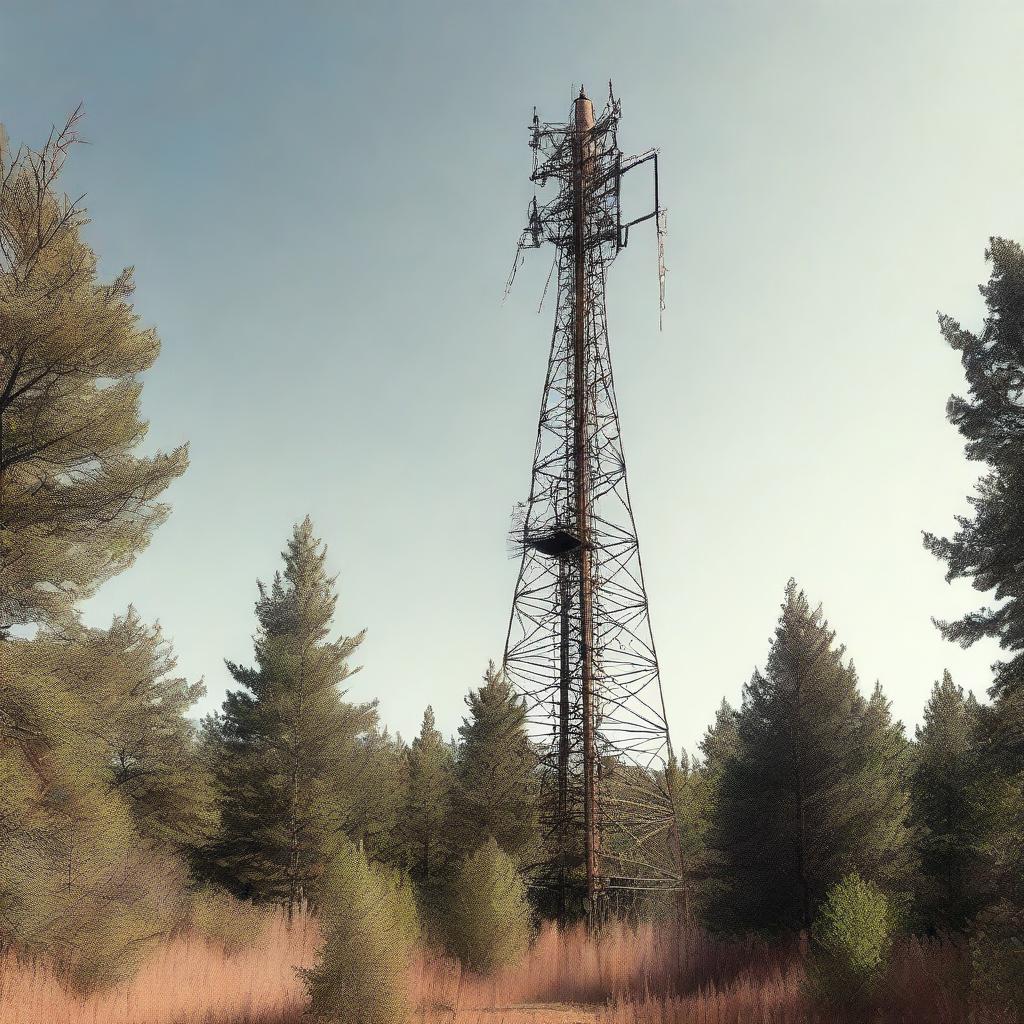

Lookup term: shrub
[374,863,421,953]
[303,842,419,1024]
[446,838,531,975]
[971,900,1024,1016]
[807,873,892,1006]
[49,845,188,992]
[186,886,264,955]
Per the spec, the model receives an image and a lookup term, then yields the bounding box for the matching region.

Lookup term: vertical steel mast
[572,89,600,906]
[504,84,679,923]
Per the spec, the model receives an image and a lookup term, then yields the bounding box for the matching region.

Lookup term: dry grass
[414,920,1014,1024]
[412,920,790,1011]
[1,913,1016,1024]
[592,929,1017,1024]
[0,908,320,1024]
[413,922,798,1024]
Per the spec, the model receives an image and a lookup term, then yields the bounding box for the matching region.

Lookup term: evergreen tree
[402,706,454,895]
[202,517,376,908]
[303,841,419,1024]
[924,238,1024,708]
[700,699,741,782]
[347,726,408,867]
[445,838,531,975]
[664,752,704,918]
[855,682,916,899]
[0,631,191,988]
[711,581,914,933]
[0,114,195,987]
[670,702,740,922]
[55,610,215,852]
[973,700,1024,916]
[0,112,187,632]
[924,238,1024,924]
[453,661,540,867]
[807,873,893,1008]
[910,672,989,932]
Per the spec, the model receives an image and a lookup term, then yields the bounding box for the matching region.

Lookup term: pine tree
[924,238,1024,924]
[0,114,194,987]
[663,752,702,918]
[910,672,989,932]
[0,632,190,988]
[672,702,740,922]
[303,841,419,1024]
[855,682,916,899]
[977,700,1024,914]
[54,610,215,852]
[711,581,914,933]
[700,699,741,782]
[0,112,187,632]
[453,661,540,867]
[203,517,376,908]
[445,838,531,975]
[402,706,454,897]
[924,239,1024,707]
[347,726,408,867]
[807,874,893,1007]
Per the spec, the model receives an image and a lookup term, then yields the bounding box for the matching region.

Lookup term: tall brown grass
[412,920,793,1012]
[1,913,1016,1024]
[0,908,320,1024]
[415,920,1014,1024]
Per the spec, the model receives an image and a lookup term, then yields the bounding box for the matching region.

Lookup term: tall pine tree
[711,582,914,933]
[679,700,741,922]
[402,706,455,898]
[0,114,195,985]
[346,726,408,868]
[910,671,989,932]
[453,661,540,868]
[925,239,1024,708]
[202,517,377,908]
[855,682,915,897]
[924,237,1024,917]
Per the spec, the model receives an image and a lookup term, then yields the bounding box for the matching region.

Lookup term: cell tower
[503,84,680,922]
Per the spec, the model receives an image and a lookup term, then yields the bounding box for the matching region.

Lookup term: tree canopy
[0,111,186,632]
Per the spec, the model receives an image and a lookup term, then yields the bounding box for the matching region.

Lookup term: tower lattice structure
[503,85,680,920]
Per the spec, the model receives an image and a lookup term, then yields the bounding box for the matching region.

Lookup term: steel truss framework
[504,85,680,917]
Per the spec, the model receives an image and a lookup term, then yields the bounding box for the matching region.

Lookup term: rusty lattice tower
[504,84,680,922]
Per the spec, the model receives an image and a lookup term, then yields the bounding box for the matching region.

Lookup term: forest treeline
[1,117,1022,1019]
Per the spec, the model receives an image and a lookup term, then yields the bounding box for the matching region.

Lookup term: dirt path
[437,1005,600,1024]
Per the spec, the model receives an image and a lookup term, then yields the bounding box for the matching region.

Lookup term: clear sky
[3,1,1021,755]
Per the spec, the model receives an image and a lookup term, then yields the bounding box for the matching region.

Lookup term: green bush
[303,842,419,1024]
[374,863,421,953]
[807,873,892,1006]
[446,838,531,975]
[971,900,1024,1016]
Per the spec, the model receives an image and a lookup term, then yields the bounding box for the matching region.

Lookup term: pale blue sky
[3,1,1021,753]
